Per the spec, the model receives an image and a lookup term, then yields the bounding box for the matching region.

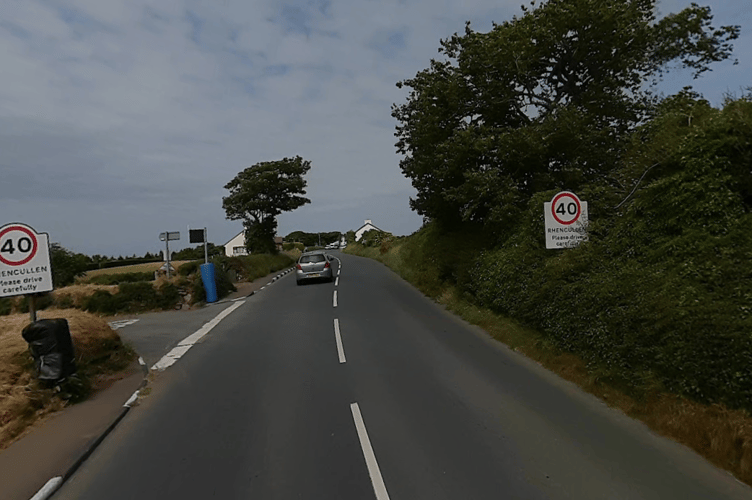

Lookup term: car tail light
[324,262,330,269]
[296,264,302,270]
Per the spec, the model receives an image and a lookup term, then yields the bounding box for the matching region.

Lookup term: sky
[1,0,750,257]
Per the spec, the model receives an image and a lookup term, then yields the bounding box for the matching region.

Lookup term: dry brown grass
[82,260,192,279]
[51,284,119,308]
[0,308,134,450]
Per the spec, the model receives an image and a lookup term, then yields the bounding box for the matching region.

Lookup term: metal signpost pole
[29,295,36,322]
[166,234,171,279]
[204,227,208,264]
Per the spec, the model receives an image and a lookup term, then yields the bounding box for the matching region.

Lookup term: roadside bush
[117,282,158,311]
[83,290,119,315]
[156,282,181,310]
[85,272,154,285]
[82,281,183,314]
[0,298,12,316]
[19,294,55,313]
[178,261,201,277]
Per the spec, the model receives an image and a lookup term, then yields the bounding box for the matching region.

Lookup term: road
[54,253,752,499]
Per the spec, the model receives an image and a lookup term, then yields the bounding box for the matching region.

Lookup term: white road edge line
[124,390,140,408]
[333,290,338,308]
[350,403,391,500]
[151,300,245,371]
[334,319,346,363]
[30,476,62,500]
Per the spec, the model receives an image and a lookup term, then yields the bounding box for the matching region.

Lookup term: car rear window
[300,255,325,263]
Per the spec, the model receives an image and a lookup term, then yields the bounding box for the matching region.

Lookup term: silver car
[295,250,334,285]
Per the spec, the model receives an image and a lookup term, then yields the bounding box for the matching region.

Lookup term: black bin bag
[21,319,77,381]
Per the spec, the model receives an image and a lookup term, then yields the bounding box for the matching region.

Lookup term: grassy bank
[345,235,752,485]
[1,253,296,317]
[0,309,135,450]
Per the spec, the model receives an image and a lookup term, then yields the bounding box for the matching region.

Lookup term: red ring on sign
[551,193,581,226]
[0,225,38,266]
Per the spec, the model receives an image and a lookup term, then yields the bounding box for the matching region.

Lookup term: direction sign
[544,192,589,249]
[159,232,180,241]
[0,223,53,297]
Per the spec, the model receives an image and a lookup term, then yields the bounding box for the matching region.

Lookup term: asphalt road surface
[54,253,752,499]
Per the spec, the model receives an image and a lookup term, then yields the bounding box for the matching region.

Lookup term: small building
[354,219,384,242]
[224,231,249,257]
[224,231,285,257]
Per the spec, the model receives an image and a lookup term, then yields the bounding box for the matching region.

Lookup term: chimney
[365,219,372,225]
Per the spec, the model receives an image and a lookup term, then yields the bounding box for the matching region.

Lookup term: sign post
[0,223,54,321]
[189,227,208,264]
[544,191,589,249]
[159,232,180,278]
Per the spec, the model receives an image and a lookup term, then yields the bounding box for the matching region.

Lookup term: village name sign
[0,223,53,297]
[544,191,589,249]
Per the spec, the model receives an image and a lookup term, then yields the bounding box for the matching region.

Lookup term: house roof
[224,230,244,247]
[224,230,284,246]
[355,221,384,233]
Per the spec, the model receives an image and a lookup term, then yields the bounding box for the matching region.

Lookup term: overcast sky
[1,0,749,256]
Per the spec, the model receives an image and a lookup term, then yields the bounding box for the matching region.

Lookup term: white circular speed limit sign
[0,224,39,266]
[551,192,582,225]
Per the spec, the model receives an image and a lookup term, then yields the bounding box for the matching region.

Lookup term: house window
[233,246,247,256]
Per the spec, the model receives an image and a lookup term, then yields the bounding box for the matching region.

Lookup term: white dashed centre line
[333,290,338,308]
[335,276,339,287]
[351,403,391,500]
[334,318,346,363]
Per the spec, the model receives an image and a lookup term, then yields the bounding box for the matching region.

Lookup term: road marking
[334,319,346,363]
[350,403,390,500]
[333,290,338,308]
[335,276,339,286]
[152,301,245,371]
[124,390,140,408]
[109,319,140,330]
[30,476,63,500]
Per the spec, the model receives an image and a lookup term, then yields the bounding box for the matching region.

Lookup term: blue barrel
[200,263,218,303]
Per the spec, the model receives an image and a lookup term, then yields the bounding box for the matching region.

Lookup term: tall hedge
[468,99,752,409]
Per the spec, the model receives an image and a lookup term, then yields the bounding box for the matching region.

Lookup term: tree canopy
[223,156,312,253]
[392,0,739,234]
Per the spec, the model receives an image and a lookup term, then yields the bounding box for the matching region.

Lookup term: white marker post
[0,223,53,321]
[544,191,589,249]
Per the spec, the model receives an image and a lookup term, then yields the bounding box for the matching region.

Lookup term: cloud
[0,0,746,255]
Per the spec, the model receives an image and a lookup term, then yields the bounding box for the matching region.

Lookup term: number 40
[1,237,32,255]
[556,202,578,216]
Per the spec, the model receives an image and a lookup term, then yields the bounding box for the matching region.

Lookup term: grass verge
[83,261,193,279]
[0,308,136,450]
[345,241,752,486]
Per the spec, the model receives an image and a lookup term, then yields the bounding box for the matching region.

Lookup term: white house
[354,219,384,242]
[224,231,249,257]
[223,230,285,257]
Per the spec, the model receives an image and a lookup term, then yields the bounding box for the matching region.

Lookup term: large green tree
[223,156,312,253]
[392,0,739,233]
[49,243,93,287]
